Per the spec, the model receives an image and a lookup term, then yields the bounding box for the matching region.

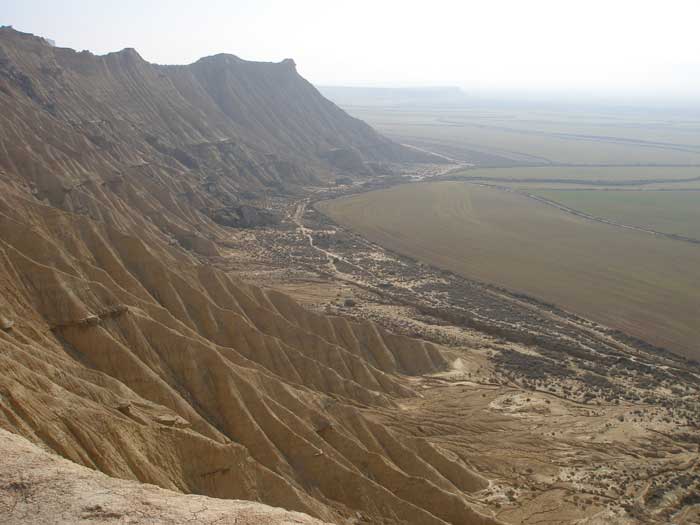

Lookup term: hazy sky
[3,0,700,98]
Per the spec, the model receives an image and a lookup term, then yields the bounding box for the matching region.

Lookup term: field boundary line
[470,182,700,246]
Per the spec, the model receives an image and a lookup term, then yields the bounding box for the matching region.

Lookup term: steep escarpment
[0,28,496,525]
[0,27,438,235]
[0,27,435,193]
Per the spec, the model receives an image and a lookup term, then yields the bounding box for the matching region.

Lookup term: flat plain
[318,182,700,358]
[449,166,700,185]
[530,189,700,240]
[345,105,700,166]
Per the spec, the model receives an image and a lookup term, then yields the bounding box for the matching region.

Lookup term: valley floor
[317,181,700,358]
[213,170,700,524]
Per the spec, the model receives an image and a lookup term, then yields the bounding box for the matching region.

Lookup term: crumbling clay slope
[0,27,496,525]
[0,428,332,525]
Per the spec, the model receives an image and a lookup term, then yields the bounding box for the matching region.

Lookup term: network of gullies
[0,27,698,525]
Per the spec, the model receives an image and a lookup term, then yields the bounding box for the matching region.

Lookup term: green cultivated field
[318,182,700,359]
[319,93,700,358]
[530,190,700,240]
[450,166,700,185]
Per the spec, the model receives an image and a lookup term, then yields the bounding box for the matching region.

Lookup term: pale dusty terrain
[0,429,331,525]
[1,27,699,525]
[0,28,496,525]
[221,182,700,524]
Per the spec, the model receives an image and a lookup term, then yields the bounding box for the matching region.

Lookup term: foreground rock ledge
[0,429,331,525]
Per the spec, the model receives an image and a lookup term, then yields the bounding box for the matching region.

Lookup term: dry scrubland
[318,182,700,359]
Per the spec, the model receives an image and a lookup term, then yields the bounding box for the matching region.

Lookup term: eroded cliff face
[0,28,496,525]
[0,28,437,226]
